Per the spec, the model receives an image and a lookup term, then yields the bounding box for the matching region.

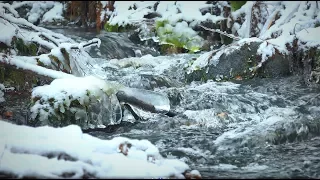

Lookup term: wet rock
[186,42,291,83]
[0,62,53,126]
[164,88,184,107]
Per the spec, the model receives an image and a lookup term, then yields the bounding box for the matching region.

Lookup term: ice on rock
[118,87,171,114]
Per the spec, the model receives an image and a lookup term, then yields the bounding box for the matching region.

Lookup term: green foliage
[230,1,247,12]
[155,20,203,53]
[155,19,169,30]
[12,37,38,56]
[104,21,136,32]
[104,22,120,32]
[30,93,93,128]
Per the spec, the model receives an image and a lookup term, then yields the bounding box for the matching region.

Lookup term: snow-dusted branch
[71,38,101,50]
[200,25,241,41]
[1,3,20,18]
[258,8,280,38]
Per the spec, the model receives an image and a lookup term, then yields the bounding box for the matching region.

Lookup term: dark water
[45,27,320,178]
[44,26,160,60]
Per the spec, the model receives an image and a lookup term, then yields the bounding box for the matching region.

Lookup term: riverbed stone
[185,42,291,83]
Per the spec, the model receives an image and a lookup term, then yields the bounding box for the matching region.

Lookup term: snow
[296,27,320,47]
[108,1,223,50]
[0,18,17,46]
[0,53,73,79]
[0,6,74,46]
[0,120,190,178]
[234,1,255,38]
[31,76,110,101]
[27,2,55,23]
[109,1,156,26]
[42,2,64,23]
[30,76,123,126]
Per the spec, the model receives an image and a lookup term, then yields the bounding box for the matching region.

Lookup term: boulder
[186,42,291,83]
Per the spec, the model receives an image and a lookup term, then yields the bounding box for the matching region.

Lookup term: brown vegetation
[65,1,115,31]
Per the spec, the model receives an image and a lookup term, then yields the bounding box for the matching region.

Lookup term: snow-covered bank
[30,76,124,129]
[0,120,199,178]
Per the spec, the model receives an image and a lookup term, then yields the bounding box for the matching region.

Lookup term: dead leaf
[118,141,132,156]
[184,171,202,179]
[3,111,13,118]
[235,75,243,80]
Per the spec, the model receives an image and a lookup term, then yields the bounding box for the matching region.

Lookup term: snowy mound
[0,120,192,178]
[30,76,123,129]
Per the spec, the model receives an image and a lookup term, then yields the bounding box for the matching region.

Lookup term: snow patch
[42,2,64,23]
[0,120,191,178]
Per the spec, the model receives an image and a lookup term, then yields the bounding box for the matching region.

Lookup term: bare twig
[200,25,241,41]
[70,40,100,50]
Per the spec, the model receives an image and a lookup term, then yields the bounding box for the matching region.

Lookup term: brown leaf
[235,75,243,80]
[118,141,132,156]
[3,111,13,118]
[184,171,202,179]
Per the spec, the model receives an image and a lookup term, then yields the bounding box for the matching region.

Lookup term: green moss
[60,48,70,64]
[155,19,169,30]
[230,1,247,12]
[48,54,61,70]
[36,58,46,67]
[12,37,38,56]
[104,21,136,32]
[7,70,25,88]
[104,22,119,32]
[28,43,38,56]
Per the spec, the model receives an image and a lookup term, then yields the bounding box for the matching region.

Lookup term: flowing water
[47,27,320,178]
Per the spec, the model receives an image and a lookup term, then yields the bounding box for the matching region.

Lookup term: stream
[44,26,320,178]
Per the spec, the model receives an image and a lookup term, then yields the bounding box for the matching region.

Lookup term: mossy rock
[29,91,116,130]
[185,42,291,83]
[0,61,53,91]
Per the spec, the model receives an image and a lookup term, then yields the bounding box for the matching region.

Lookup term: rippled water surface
[49,27,320,178]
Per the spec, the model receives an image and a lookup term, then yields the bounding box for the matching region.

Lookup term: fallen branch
[200,25,241,41]
[1,3,20,18]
